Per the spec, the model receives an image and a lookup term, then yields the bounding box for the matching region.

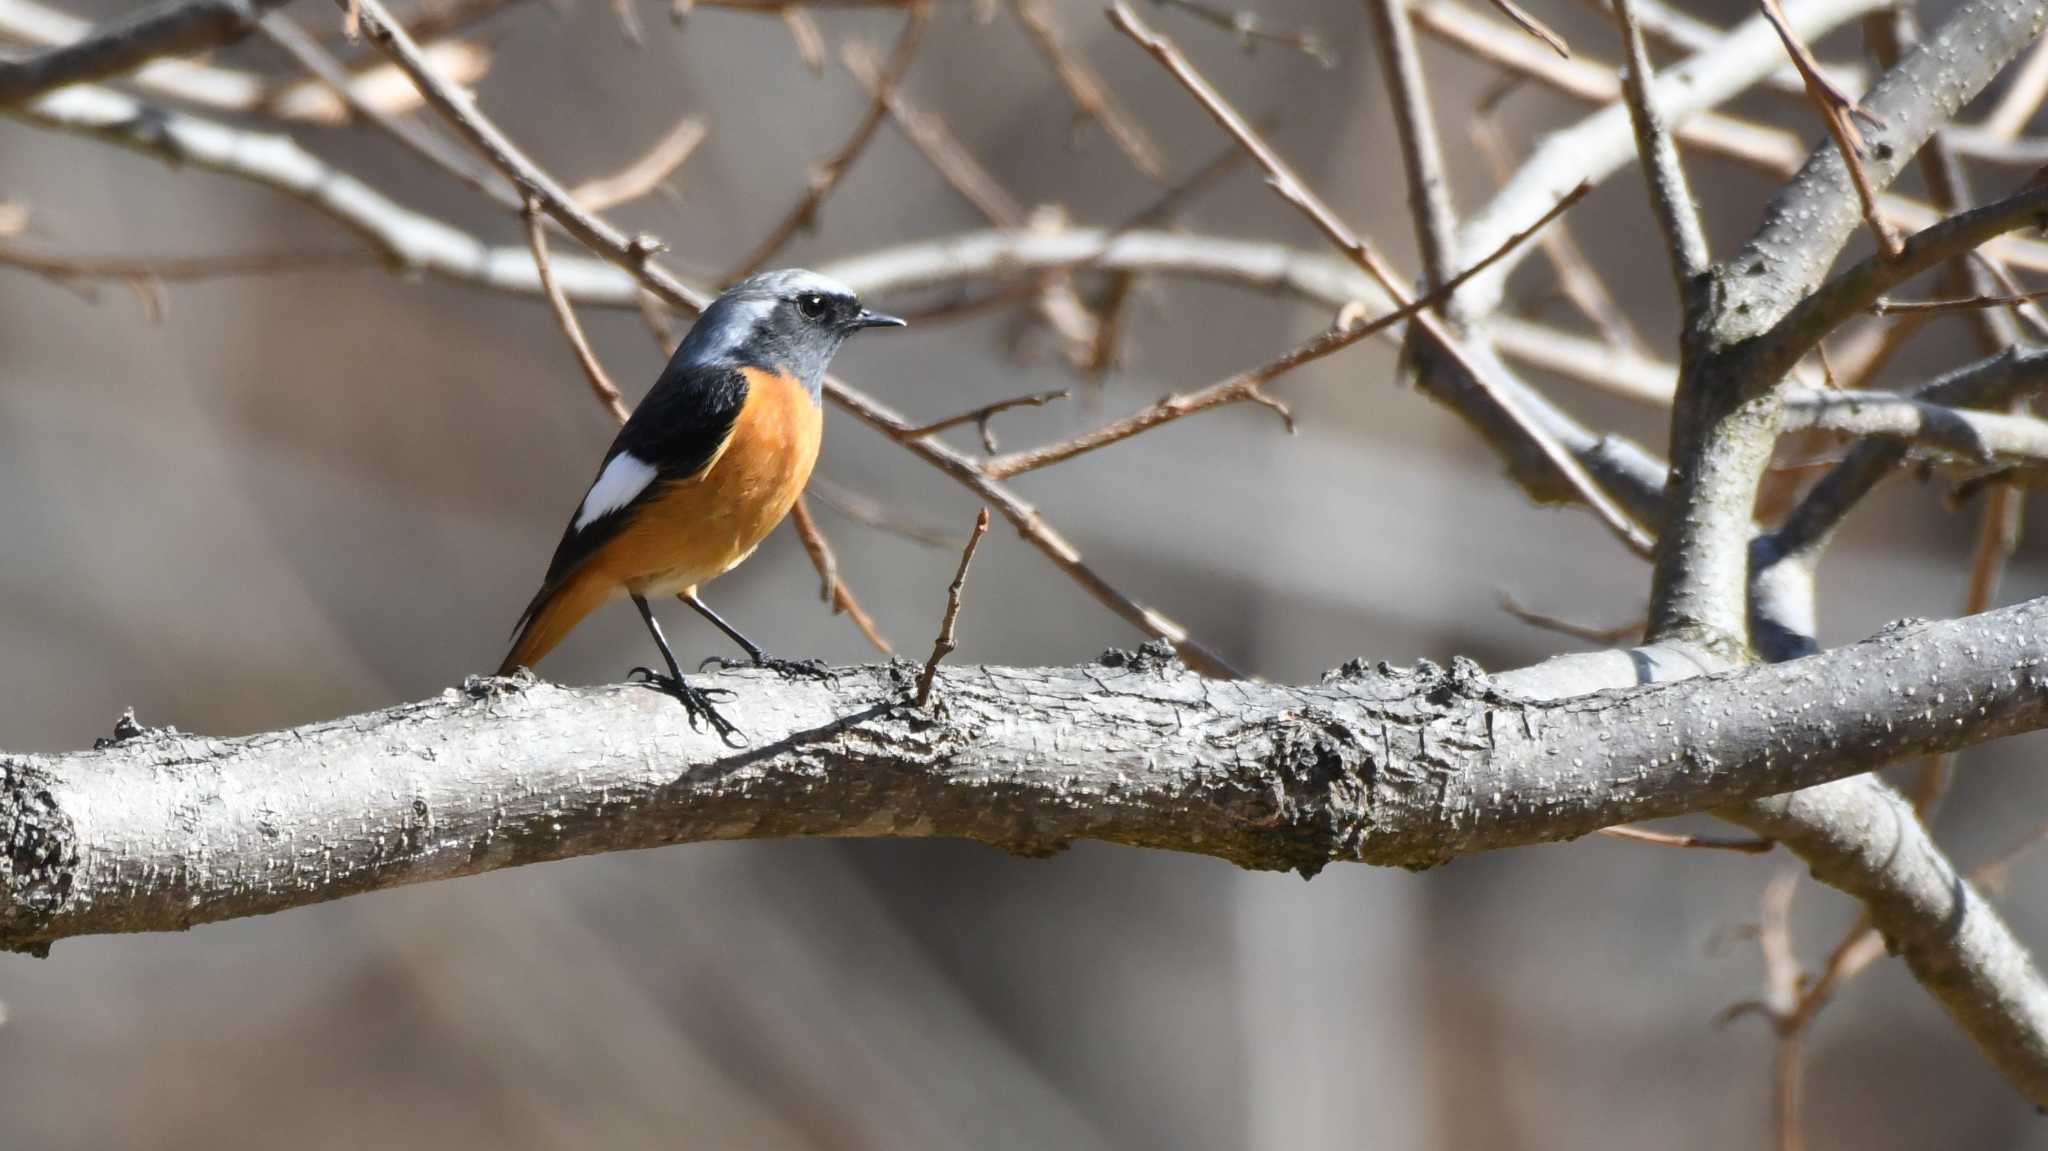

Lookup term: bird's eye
[796,294,830,320]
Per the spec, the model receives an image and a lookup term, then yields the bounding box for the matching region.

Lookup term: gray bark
[6,597,2048,957]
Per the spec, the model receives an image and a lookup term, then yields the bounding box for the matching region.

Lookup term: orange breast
[589,366,823,597]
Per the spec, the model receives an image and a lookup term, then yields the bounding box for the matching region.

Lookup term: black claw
[627,668,744,744]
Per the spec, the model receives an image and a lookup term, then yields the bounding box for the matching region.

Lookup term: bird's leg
[627,594,743,743]
[682,591,832,680]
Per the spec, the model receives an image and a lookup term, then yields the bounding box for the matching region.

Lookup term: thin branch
[1110,1,1656,556]
[914,508,988,706]
[0,0,293,109]
[1499,593,1643,644]
[569,116,708,212]
[788,494,894,654]
[1758,0,1900,258]
[1871,287,2048,315]
[1471,84,1644,352]
[1145,0,1335,65]
[984,183,1592,480]
[1596,825,1774,853]
[1014,0,1165,180]
[524,200,631,424]
[1483,0,1569,56]
[806,476,955,548]
[843,38,1024,228]
[1368,0,1460,289]
[725,2,932,280]
[1441,0,1892,324]
[0,0,493,125]
[1610,0,1709,296]
[895,389,1069,452]
[258,10,513,206]
[782,7,827,73]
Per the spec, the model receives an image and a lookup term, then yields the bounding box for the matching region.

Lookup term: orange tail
[497,570,613,675]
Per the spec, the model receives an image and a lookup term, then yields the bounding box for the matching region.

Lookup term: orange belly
[588,366,822,597]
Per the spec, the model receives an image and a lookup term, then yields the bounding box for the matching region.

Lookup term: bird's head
[678,268,905,397]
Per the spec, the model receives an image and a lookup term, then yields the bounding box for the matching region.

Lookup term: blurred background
[4,0,2048,1145]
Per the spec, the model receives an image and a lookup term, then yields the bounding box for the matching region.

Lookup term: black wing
[533,361,751,591]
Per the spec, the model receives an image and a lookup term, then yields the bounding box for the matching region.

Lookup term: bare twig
[985,184,1592,479]
[1014,0,1166,179]
[1484,0,1569,56]
[524,200,632,424]
[1471,84,1644,351]
[258,10,513,205]
[806,476,955,548]
[1596,825,1774,853]
[1871,287,2048,315]
[843,38,1024,226]
[1611,0,1710,295]
[914,508,989,707]
[1757,0,1901,257]
[1499,593,1644,644]
[789,494,894,654]
[1111,2,1657,555]
[1369,0,1460,288]
[570,116,708,212]
[896,389,1069,452]
[782,7,827,72]
[725,2,931,280]
[0,0,492,125]
[1146,0,1335,65]
[0,0,293,109]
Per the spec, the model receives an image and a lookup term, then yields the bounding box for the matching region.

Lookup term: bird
[497,268,904,739]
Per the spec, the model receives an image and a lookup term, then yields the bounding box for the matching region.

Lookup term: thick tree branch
[6,597,2048,959]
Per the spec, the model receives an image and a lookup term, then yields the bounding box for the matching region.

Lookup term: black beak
[851,308,907,330]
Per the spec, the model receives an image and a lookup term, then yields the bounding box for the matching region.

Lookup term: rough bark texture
[5,597,2047,955]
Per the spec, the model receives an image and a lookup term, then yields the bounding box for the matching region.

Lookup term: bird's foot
[698,653,836,681]
[628,667,744,744]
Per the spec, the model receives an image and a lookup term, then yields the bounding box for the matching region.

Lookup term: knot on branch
[1097,638,1182,672]
[0,759,77,957]
[1263,715,1375,879]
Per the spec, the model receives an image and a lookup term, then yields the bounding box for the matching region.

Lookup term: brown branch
[1014,0,1165,180]
[788,494,894,654]
[1758,0,1900,257]
[1498,593,1644,644]
[895,388,1069,452]
[843,38,1024,227]
[569,116,708,212]
[725,2,931,281]
[1485,0,1569,57]
[524,200,631,424]
[914,508,988,707]
[258,10,513,205]
[984,184,1590,479]
[1111,3,1661,554]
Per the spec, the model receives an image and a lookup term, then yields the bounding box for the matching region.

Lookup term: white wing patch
[574,452,657,531]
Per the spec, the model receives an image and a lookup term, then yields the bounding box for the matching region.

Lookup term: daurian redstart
[498,269,903,738]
